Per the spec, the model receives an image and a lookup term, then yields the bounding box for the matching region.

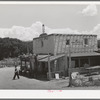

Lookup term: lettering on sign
[71,40,83,45]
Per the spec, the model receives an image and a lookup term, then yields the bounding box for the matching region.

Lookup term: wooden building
[32,34,100,79]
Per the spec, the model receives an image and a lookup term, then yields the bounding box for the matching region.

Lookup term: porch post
[48,54,51,80]
[25,60,26,68]
[79,58,80,67]
[68,44,72,87]
[88,57,90,66]
[65,53,68,76]
[21,60,22,70]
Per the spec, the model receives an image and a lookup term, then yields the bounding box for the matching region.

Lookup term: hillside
[0,37,33,60]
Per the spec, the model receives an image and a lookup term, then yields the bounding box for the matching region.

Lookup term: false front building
[33,33,100,79]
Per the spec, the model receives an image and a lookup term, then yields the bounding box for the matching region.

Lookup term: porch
[38,52,100,80]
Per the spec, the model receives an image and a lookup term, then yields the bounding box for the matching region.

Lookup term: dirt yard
[1,67,100,90]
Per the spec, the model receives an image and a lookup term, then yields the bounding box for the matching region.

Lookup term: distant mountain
[0,37,32,60]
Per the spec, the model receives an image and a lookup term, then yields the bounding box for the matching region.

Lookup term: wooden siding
[54,34,97,55]
[33,34,97,55]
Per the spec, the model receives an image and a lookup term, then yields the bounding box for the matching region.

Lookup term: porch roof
[38,54,65,62]
[38,52,100,62]
[37,55,49,60]
[71,52,100,57]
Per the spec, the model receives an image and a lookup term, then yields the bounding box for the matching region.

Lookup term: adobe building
[33,33,97,55]
[33,32,100,79]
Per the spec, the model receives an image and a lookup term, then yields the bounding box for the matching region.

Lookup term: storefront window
[80,58,89,67]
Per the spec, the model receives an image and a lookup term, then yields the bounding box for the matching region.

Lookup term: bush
[72,79,83,87]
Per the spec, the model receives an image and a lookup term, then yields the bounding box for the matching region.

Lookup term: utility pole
[65,39,72,87]
[65,51,68,77]
[68,44,72,87]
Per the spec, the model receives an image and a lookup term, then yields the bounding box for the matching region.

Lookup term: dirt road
[0,67,100,90]
[0,67,69,89]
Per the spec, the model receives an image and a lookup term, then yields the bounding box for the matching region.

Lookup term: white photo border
[0,1,100,99]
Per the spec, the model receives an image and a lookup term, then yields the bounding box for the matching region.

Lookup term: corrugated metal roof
[38,52,100,62]
[33,33,97,40]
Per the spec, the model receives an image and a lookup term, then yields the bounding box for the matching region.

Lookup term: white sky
[0,3,100,41]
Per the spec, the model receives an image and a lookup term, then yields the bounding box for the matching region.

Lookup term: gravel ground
[0,67,100,90]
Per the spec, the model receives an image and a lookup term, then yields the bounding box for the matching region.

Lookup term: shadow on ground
[19,74,49,81]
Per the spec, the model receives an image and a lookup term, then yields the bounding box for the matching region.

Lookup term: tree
[0,37,33,60]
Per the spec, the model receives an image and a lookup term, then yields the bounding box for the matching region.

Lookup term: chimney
[39,24,47,37]
[42,24,45,34]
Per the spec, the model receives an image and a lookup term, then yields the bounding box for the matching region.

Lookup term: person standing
[13,64,20,80]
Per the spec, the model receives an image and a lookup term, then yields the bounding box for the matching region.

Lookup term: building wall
[54,34,98,55]
[50,57,66,72]
[33,34,97,55]
[33,35,55,54]
[50,56,68,77]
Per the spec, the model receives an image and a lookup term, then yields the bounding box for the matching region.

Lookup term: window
[72,59,79,68]
[41,40,43,47]
[84,38,88,45]
[66,39,70,45]
[74,59,79,68]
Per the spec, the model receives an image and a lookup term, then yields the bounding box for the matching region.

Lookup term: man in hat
[13,62,20,80]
